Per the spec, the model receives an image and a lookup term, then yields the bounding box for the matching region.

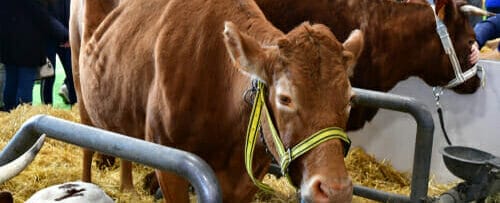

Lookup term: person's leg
[0,63,5,108]
[474,14,500,48]
[41,44,57,104]
[15,66,37,106]
[40,75,55,104]
[2,65,19,111]
[57,47,77,104]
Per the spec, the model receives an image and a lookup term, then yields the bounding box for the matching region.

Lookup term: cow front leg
[82,148,94,182]
[156,170,189,203]
[120,160,135,192]
[78,94,97,184]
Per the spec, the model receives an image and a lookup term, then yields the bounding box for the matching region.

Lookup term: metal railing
[0,115,222,203]
[352,88,435,203]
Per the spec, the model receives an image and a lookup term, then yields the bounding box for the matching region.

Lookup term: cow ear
[435,0,451,20]
[223,21,269,82]
[342,29,364,77]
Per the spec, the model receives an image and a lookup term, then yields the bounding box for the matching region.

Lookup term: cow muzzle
[300,176,353,203]
[443,63,484,89]
[0,134,46,184]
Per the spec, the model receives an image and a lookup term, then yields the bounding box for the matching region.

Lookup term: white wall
[349,60,500,183]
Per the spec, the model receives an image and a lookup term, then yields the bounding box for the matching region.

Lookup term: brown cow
[256,0,484,130]
[70,0,364,202]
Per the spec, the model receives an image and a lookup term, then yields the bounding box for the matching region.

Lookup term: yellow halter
[244,81,351,193]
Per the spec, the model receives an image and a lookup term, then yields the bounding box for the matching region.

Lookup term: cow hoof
[95,153,116,169]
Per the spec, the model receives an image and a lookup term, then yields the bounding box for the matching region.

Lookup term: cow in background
[256,0,485,130]
[70,0,364,202]
[0,183,113,203]
[25,182,113,203]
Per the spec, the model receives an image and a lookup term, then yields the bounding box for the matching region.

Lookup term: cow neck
[242,20,284,46]
[352,2,440,91]
[233,0,284,46]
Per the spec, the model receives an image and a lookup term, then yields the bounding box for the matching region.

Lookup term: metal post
[0,115,222,203]
[352,88,435,203]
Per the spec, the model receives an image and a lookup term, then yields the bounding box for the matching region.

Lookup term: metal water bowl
[442,146,500,184]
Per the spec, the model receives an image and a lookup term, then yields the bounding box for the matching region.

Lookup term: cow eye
[278,95,292,105]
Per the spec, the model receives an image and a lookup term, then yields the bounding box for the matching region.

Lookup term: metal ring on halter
[432,86,444,108]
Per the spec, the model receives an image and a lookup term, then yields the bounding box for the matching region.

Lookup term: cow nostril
[309,179,330,202]
[306,177,353,203]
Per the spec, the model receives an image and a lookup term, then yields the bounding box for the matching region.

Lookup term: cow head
[429,0,485,93]
[224,21,364,202]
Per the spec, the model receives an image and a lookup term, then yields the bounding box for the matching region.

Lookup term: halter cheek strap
[244,81,351,193]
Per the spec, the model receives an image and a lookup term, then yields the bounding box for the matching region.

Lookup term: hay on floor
[0,104,475,203]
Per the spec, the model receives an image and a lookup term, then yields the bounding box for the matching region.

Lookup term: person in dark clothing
[0,2,5,109]
[40,0,76,105]
[474,0,500,48]
[0,0,68,111]
[474,14,500,60]
[475,14,500,49]
[486,0,500,13]
[0,62,4,109]
[0,42,4,109]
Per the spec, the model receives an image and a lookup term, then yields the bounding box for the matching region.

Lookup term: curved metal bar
[0,115,222,203]
[352,88,435,203]
[354,185,411,203]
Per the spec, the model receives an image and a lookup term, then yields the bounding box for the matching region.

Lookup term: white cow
[26,181,114,203]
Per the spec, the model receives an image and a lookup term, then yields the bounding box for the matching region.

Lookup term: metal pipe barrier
[352,88,435,203]
[354,185,412,203]
[0,115,222,203]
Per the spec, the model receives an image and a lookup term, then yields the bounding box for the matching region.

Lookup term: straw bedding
[0,104,494,202]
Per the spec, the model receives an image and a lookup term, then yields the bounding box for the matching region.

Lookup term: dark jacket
[48,0,70,29]
[486,0,500,10]
[0,0,68,67]
[474,14,500,50]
